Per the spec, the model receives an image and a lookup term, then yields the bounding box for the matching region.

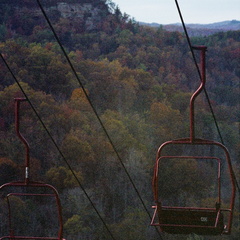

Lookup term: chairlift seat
[158,207,224,235]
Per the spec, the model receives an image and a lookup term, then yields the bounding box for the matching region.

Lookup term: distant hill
[140,20,240,36]
[183,20,240,30]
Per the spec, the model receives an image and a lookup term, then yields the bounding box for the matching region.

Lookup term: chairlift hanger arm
[190,46,207,142]
[15,98,30,184]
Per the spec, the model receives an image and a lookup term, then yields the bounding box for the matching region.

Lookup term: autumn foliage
[0,1,239,239]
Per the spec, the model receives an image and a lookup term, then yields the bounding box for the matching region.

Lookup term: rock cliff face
[4,1,110,32]
[57,2,94,18]
[53,2,107,30]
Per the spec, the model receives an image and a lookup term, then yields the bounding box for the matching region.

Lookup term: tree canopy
[0,1,239,239]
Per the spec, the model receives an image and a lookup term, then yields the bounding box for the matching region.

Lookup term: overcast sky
[113,0,240,24]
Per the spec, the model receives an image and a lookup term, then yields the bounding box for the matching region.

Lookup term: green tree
[61,133,95,170]
[116,29,134,47]
[0,157,18,184]
[101,110,136,153]
[149,101,183,141]
[112,208,148,240]
[46,166,83,192]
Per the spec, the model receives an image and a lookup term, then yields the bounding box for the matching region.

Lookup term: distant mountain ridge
[182,20,240,30]
[140,20,240,36]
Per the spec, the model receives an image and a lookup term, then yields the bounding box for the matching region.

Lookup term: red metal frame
[151,46,236,235]
[0,98,65,240]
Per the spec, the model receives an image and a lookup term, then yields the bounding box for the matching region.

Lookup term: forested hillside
[0,1,239,239]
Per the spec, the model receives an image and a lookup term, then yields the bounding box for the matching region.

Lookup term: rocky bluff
[6,0,111,33]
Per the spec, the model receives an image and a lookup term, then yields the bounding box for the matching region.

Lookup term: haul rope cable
[174,0,240,193]
[35,0,164,239]
[0,52,117,240]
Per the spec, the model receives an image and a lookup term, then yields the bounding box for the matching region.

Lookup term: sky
[113,0,240,24]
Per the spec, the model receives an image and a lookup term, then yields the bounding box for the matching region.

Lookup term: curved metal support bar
[14,98,30,184]
[190,46,207,142]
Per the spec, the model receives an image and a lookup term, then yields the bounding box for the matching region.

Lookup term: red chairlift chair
[151,46,236,235]
[0,98,65,240]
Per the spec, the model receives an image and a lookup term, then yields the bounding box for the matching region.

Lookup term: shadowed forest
[0,1,239,239]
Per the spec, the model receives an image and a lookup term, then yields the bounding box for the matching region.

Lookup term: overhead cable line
[174,0,240,194]
[0,52,117,240]
[36,0,163,238]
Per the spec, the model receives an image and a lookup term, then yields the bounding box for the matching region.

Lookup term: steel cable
[34,0,163,238]
[0,52,117,240]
